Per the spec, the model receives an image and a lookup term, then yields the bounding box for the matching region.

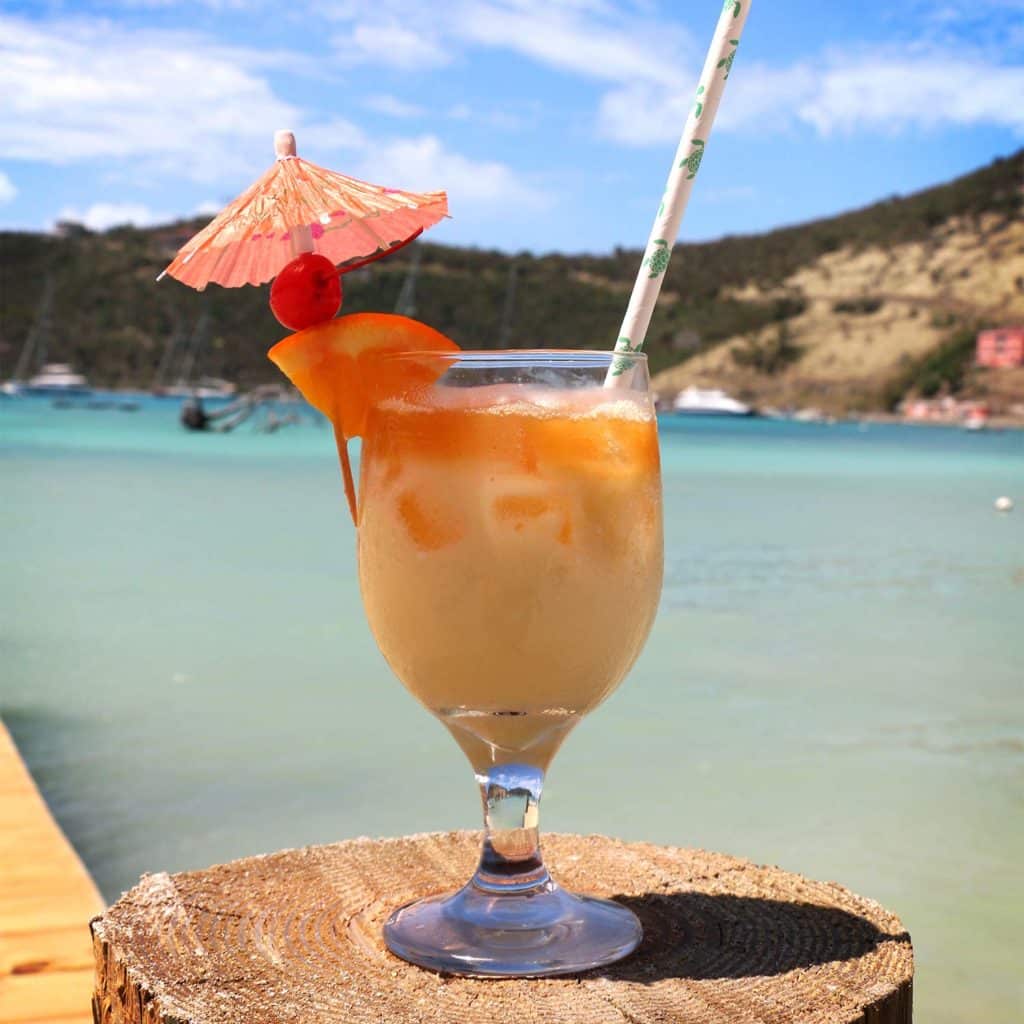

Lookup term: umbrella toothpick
[273,131,316,257]
[274,130,297,159]
[289,224,315,257]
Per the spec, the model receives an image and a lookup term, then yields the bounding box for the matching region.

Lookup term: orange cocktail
[271,335,663,977]
[358,377,662,774]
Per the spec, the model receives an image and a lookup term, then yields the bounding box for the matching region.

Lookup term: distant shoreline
[853,412,1024,431]
[662,407,1024,431]
[7,387,1024,431]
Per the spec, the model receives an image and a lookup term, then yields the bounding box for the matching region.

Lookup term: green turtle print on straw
[645,240,671,278]
[682,139,705,181]
[718,37,740,79]
[608,0,752,380]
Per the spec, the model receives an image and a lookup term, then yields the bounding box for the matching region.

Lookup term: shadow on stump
[601,892,908,982]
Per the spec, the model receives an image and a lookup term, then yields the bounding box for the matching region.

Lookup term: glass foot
[383,877,642,977]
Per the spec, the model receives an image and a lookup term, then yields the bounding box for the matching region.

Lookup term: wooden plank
[2,971,99,1024]
[0,719,103,1024]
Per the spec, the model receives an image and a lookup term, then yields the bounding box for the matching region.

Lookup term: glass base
[383,877,642,978]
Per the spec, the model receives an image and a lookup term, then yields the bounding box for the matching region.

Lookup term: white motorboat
[672,386,753,417]
[21,363,92,397]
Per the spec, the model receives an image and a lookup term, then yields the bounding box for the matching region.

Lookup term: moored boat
[672,386,753,417]
[21,363,92,397]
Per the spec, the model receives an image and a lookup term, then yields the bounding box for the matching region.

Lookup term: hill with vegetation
[1,149,1021,412]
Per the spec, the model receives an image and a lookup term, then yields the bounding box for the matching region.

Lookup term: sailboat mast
[152,303,185,392]
[393,244,422,317]
[12,274,55,382]
[177,307,210,388]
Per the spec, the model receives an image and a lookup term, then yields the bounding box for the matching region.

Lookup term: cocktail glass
[357,350,663,977]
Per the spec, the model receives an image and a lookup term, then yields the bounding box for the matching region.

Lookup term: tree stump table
[91,832,913,1024]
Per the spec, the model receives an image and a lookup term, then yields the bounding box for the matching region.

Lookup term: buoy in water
[995,496,1014,513]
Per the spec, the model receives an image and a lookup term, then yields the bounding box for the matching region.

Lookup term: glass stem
[473,763,552,895]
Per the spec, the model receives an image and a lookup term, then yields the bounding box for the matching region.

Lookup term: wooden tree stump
[91,832,912,1024]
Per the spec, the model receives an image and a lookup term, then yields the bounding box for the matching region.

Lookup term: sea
[2,393,1021,1022]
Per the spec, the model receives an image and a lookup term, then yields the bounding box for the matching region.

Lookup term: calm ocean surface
[2,394,1022,1021]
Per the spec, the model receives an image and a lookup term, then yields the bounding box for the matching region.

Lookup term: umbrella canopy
[160,131,448,290]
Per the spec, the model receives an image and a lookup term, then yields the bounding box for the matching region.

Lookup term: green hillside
[1,149,1020,398]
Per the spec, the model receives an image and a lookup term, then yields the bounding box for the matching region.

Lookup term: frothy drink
[358,382,663,772]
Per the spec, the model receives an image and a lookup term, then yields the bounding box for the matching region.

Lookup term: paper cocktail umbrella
[159,131,448,290]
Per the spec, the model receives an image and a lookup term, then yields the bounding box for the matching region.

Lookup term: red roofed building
[976,328,1024,368]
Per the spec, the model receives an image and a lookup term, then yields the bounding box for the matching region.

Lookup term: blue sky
[1,0,1022,254]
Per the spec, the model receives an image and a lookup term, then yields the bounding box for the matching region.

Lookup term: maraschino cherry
[270,253,342,331]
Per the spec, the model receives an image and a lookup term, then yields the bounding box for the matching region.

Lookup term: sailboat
[2,275,92,397]
[150,302,186,395]
[152,306,236,399]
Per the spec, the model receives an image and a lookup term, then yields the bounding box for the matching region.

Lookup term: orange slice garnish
[268,313,459,440]
[268,313,459,523]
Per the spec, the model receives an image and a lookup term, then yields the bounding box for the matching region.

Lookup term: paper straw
[607,0,752,383]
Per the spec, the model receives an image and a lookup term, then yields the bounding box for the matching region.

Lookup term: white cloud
[598,65,812,146]
[446,102,527,131]
[597,84,689,146]
[0,11,543,232]
[300,117,368,154]
[355,135,548,210]
[0,171,16,204]
[799,56,1024,136]
[363,94,427,119]
[0,15,304,182]
[110,0,259,8]
[598,51,1024,144]
[455,0,689,87]
[342,22,451,70]
[715,65,819,132]
[55,202,170,231]
[330,1,1023,147]
[322,0,690,88]
[906,0,1024,38]
[329,2,1021,149]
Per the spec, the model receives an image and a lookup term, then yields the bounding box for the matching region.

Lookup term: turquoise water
[2,394,1022,1021]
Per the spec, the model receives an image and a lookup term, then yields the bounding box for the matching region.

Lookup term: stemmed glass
[356,350,663,976]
